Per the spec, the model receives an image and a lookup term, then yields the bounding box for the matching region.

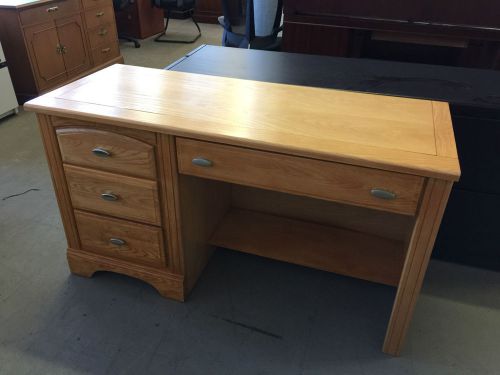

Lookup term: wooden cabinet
[0,0,123,102]
[115,0,164,39]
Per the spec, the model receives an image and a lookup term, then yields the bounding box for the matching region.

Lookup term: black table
[167,45,500,271]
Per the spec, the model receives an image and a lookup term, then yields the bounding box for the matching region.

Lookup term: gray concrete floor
[1,20,500,375]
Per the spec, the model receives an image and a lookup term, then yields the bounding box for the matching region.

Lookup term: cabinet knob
[192,157,213,167]
[46,6,59,12]
[98,28,108,36]
[96,11,104,17]
[109,238,126,246]
[101,192,119,201]
[370,188,397,200]
[92,147,111,157]
[101,48,111,53]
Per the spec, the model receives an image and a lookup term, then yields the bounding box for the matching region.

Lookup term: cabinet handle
[96,11,104,17]
[61,45,67,54]
[101,192,119,201]
[98,28,108,36]
[92,147,111,157]
[56,44,62,54]
[370,188,397,200]
[192,157,213,167]
[46,6,59,12]
[101,47,111,53]
[110,238,126,246]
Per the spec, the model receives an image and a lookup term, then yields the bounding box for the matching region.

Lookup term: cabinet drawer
[56,127,156,179]
[65,165,161,225]
[84,5,114,29]
[82,0,112,9]
[20,0,80,26]
[177,138,424,215]
[88,23,117,49]
[91,41,120,65]
[75,210,165,266]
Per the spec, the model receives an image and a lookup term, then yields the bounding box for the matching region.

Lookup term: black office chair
[153,0,201,43]
[219,0,282,50]
[113,0,140,48]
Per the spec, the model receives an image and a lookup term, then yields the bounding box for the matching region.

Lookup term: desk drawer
[75,210,165,266]
[88,23,117,49]
[91,41,120,65]
[20,0,80,26]
[177,138,424,215]
[84,5,114,29]
[56,127,156,179]
[65,165,161,225]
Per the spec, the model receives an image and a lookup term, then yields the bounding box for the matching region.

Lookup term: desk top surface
[25,64,460,180]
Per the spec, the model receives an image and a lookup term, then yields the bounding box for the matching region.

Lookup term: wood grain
[57,127,157,179]
[432,101,459,158]
[24,64,460,181]
[210,209,405,287]
[75,210,166,267]
[67,248,185,301]
[383,178,453,355]
[177,138,424,215]
[64,164,161,225]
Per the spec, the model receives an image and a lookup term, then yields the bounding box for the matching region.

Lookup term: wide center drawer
[65,164,161,225]
[56,127,157,179]
[176,138,424,215]
[75,210,165,266]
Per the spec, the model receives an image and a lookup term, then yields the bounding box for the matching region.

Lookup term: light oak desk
[25,64,460,356]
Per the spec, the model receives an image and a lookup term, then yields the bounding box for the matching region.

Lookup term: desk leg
[383,178,453,356]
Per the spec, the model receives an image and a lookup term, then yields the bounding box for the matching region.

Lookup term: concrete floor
[1,19,500,375]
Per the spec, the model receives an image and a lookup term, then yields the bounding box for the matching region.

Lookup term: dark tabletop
[167,45,500,109]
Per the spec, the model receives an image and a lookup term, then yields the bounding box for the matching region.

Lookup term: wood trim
[67,247,185,301]
[37,114,80,249]
[432,101,459,159]
[383,178,453,355]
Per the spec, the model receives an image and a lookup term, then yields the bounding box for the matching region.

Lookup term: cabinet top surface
[0,0,57,8]
[25,64,460,180]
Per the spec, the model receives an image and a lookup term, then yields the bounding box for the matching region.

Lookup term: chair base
[154,9,201,44]
[119,35,140,48]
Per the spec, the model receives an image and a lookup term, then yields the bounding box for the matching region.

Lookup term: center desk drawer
[176,138,424,215]
[64,165,161,225]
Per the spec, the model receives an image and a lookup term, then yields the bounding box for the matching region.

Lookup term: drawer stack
[55,119,167,268]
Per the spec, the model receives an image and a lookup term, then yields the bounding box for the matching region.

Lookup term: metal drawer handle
[192,157,213,167]
[370,188,397,200]
[101,192,119,201]
[98,28,108,36]
[101,47,111,53]
[110,238,126,246]
[46,6,59,12]
[92,147,111,157]
[96,11,104,17]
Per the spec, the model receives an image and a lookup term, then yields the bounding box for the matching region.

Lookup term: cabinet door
[56,15,91,79]
[24,22,67,91]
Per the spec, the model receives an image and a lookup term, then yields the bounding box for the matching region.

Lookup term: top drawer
[176,138,425,215]
[82,0,112,9]
[20,0,80,26]
[56,127,157,179]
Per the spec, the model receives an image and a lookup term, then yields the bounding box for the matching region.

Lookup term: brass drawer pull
[101,192,119,201]
[98,28,108,36]
[110,238,126,246]
[46,6,59,12]
[370,188,397,200]
[192,157,213,167]
[96,11,104,17]
[92,147,111,157]
[101,47,111,53]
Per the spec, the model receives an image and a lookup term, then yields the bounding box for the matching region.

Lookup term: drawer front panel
[88,23,117,49]
[65,165,161,225]
[20,0,80,26]
[84,5,114,29]
[177,138,424,215]
[75,210,165,266]
[56,127,157,179]
[91,41,120,65]
[82,0,112,10]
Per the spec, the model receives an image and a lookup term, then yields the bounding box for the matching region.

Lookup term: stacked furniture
[0,0,123,102]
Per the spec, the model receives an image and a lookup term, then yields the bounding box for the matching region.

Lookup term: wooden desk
[25,64,460,356]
